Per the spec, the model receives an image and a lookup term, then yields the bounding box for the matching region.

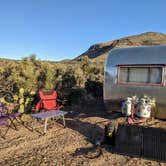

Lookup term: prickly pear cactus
[19,88,25,95]
[15,88,35,113]
[0,88,35,113]
[19,104,25,113]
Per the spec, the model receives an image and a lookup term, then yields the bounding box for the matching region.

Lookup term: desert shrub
[74,67,84,87]
[80,56,92,77]
[62,68,77,88]
[85,79,103,97]
[37,69,47,89]
[142,40,154,46]
[59,87,86,105]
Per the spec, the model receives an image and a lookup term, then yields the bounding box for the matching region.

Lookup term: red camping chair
[35,90,63,112]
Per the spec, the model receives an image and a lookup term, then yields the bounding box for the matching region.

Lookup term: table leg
[44,118,48,133]
[62,115,66,127]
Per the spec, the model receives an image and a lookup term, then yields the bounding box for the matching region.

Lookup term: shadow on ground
[60,99,122,158]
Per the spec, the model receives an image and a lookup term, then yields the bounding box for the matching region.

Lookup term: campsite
[0,32,166,165]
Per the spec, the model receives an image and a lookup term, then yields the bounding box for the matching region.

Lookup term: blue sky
[0,0,165,61]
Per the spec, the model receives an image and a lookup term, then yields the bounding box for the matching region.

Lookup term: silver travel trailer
[104,45,166,120]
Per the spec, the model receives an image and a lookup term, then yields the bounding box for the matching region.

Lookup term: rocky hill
[77,32,166,62]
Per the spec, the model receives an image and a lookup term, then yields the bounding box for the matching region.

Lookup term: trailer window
[117,65,165,86]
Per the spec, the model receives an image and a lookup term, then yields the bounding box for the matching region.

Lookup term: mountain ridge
[77,32,166,60]
[0,32,166,63]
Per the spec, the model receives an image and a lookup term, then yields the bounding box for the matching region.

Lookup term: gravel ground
[0,100,165,166]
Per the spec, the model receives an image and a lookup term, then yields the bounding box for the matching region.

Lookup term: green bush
[85,79,103,97]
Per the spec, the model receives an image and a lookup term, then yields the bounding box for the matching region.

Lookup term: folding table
[31,110,67,133]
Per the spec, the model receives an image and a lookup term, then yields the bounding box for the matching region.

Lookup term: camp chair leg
[8,117,18,131]
[0,125,10,139]
[62,115,66,127]
[44,118,48,133]
[3,125,10,136]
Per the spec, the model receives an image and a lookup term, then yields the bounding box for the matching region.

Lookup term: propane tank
[148,98,156,117]
[122,97,132,116]
[149,98,156,108]
[135,97,151,118]
[132,95,139,105]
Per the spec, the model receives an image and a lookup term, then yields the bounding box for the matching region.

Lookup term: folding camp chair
[0,102,19,138]
[35,90,63,112]
[0,102,21,138]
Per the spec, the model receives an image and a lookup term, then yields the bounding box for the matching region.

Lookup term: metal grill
[114,124,166,162]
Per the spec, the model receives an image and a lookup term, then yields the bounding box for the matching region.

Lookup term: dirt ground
[0,99,165,166]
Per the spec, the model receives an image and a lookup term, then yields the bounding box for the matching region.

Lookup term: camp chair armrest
[57,99,67,104]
